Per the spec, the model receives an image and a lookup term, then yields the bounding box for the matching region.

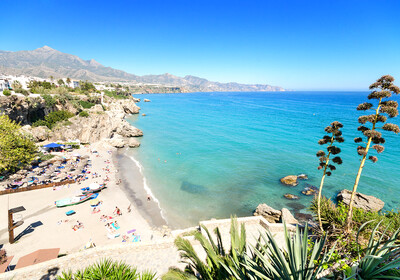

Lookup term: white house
[0,77,11,91]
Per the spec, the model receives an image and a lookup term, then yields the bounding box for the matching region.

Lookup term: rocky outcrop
[301,185,319,196]
[22,125,51,142]
[144,99,151,102]
[253,204,282,223]
[297,174,308,180]
[337,189,384,212]
[281,208,299,224]
[127,138,140,148]
[280,175,298,186]
[284,193,300,200]
[0,95,50,125]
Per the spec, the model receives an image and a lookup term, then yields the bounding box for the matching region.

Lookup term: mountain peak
[36,45,56,52]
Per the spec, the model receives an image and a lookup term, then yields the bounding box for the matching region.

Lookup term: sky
[1,0,400,90]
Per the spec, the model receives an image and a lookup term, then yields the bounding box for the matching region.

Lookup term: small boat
[81,183,106,194]
[56,193,97,207]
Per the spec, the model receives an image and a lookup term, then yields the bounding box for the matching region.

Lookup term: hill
[0,46,284,92]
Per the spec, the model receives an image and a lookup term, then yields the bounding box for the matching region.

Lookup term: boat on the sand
[56,193,98,207]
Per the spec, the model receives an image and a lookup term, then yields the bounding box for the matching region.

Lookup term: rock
[30,126,51,142]
[253,203,281,223]
[127,138,140,148]
[109,138,125,148]
[337,189,384,212]
[297,174,308,180]
[281,208,299,224]
[287,202,306,211]
[144,99,151,102]
[142,113,146,116]
[294,212,314,224]
[284,193,300,200]
[280,175,298,186]
[301,185,319,196]
[117,120,143,137]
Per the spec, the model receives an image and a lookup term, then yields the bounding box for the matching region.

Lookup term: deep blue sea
[126,92,400,228]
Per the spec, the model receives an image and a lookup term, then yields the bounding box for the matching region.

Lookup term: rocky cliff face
[0,95,51,125]
[26,99,143,146]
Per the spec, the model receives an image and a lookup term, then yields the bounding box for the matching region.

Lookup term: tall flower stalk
[345,75,400,233]
[316,121,344,231]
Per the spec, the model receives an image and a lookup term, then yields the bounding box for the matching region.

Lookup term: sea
[124,91,400,229]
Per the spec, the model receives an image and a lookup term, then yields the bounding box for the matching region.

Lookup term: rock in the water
[253,203,281,223]
[142,113,146,116]
[117,120,143,137]
[284,193,300,200]
[281,208,299,224]
[297,174,308,180]
[280,175,298,186]
[337,189,384,212]
[144,99,151,102]
[301,185,319,196]
[127,138,140,148]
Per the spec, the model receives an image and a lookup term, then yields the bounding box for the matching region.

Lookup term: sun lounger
[111,222,120,230]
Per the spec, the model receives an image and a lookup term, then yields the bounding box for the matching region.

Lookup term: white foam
[127,155,168,223]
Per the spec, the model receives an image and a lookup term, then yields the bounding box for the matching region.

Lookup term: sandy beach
[0,141,167,268]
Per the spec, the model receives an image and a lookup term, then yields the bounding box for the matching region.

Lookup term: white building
[0,77,11,91]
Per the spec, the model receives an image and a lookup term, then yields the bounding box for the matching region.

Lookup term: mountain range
[0,46,284,92]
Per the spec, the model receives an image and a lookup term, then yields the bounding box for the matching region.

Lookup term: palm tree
[316,121,344,231]
[345,75,400,233]
[162,217,247,280]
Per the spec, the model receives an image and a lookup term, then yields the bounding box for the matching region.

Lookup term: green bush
[2,89,11,96]
[14,88,29,96]
[79,111,89,117]
[42,94,57,107]
[57,259,157,280]
[32,110,74,129]
[79,100,95,109]
[32,120,48,128]
[104,90,128,99]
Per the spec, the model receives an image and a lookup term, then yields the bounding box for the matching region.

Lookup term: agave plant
[57,258,157,280]
[162,217,248,280]
[241,224,335,280]
[343,221,400,279]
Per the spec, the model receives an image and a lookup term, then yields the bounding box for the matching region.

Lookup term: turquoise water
[126,92,400,228]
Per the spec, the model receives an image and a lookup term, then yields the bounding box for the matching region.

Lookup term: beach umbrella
[89,183,100,190]
[90,198,100,206]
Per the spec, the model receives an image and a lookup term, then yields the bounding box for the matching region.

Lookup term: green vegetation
[163,218,400,280]
[346,75,400,232]
[104,89,129,99]
[0,115,37,173]
[3,89,11,96]
[79,100,95,109]
[57,259,157,280]
[37,152,55,162]
[80,81,96,92]
[42,94,57,107]
[32,110,74,129]
[316,121,344,231]
[79,110,89,117]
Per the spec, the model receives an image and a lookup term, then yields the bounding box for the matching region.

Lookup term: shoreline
[113,150,168,229]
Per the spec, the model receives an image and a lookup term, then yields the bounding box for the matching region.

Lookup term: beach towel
[127,229,136,234]
[66,210,76,216]
[132,235,141,242]
[107,233,120,239]
[111,222,120,230]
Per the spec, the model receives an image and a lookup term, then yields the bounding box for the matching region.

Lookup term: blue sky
[1,0,400,90]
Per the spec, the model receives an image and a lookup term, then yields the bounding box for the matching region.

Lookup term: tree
[49,75,54,83]
[66,77,71,86]
[345,75,400,232]
[12,80,22,90]
[0,115,37,173]
[316,121,344,231]
[57,79,64,86]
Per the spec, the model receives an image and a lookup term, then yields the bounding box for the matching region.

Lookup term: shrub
[57,259,157,280]
[3,89,11,96]
[32,120,48,128]
[79,100,95,109]
[42,94,57,107]
[79,111,89,117]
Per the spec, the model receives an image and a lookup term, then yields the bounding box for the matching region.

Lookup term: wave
[127,155,169,223]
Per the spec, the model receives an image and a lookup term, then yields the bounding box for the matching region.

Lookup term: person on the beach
[127,204,131,213]
[147,195,151,201]
[114,207,122,216]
